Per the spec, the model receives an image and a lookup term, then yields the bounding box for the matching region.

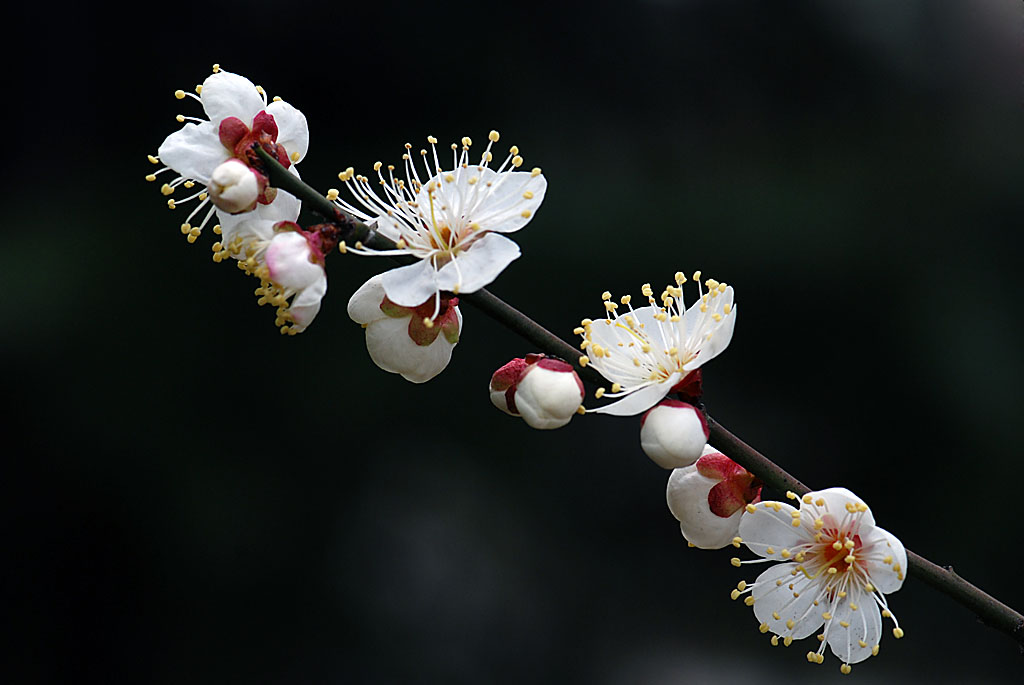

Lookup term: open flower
[348,274,462,383]
[208,191,327,334]
[147,65,308,244]
[730,487,907,673]
[489,354,584,430]
[666,445,761,548]
[579,271,736,416]
[333,131,546,307]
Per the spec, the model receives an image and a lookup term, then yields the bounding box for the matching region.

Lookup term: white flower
[579,271,736,416]
[347,274,462,383]
[147,65,309,245]
[333,131,547,307]
[208,191,325,334]
[666,445,761,549]
[640,400,709,468]
[731,487,907,673]
[489,355,584,430]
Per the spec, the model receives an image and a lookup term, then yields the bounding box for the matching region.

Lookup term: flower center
[801,522,866,594]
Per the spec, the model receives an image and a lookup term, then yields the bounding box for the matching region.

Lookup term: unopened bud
[209,159,260,214]
[640,400,709,468]
[666,446,750,549]
[264,228,323,291]
[488,354,584,430]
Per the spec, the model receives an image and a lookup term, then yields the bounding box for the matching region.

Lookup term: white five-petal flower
[731,487,907,673]
[211,191,326,334]
[147,65,309,245]
[333,131,547,308]
[579,271,736,416]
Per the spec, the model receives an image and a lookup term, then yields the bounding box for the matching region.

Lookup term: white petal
[803,487,876,531]
[751,562,826,640]
[157,122,228,184]
[585,370,679,413]
[364,313,458,383]
[587,374,679,416]
[434,232,520,294]
[859,526,907,594]
[265,100,309,163]
[826,590,882,665]
[200,70,265,124]
[462,169,548,234]
[347,274,388,324]
[665,466,742,549]
[260,188,302,223]
[288,272,327,331]
[586,314,650,360]
[217,191,300,249]
[737,501,811,560]
[684,289,737,370]
[380,260,439,307]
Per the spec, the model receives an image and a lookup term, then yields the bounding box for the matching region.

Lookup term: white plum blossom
[640,400,709,469]
[731,487,907,673]
[333,131,547,308]
[579,271,736,416]
[147,65,308,244]
[666,445,761,549]
[348,274,462,383]
[489,354,584,430]
[211,191,326,334]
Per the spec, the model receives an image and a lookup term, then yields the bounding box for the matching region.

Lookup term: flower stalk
[255,145,1024,649]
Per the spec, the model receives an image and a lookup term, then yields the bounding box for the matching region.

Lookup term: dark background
[7,0,1024,682]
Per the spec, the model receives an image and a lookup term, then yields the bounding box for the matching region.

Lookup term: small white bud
[209,159,260,214]
[264,230,322,291]
[640,400,709,468]
[514,358,584,430]
[488,355,584,429]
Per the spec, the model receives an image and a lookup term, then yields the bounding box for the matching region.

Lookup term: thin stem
[258,146,1024,649]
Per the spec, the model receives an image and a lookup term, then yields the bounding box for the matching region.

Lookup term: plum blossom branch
[255,146,1024,650]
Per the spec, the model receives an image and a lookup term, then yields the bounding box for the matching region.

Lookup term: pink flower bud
[264,229,323,292]
[666,446,762,549]
[488,354,584,430]
[208,159,261,214]
[640,400,709,468]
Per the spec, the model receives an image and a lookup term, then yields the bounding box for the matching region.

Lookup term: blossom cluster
[149,66,908,675]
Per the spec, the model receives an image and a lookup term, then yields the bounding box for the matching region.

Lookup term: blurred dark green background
[8,0,1024,682]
